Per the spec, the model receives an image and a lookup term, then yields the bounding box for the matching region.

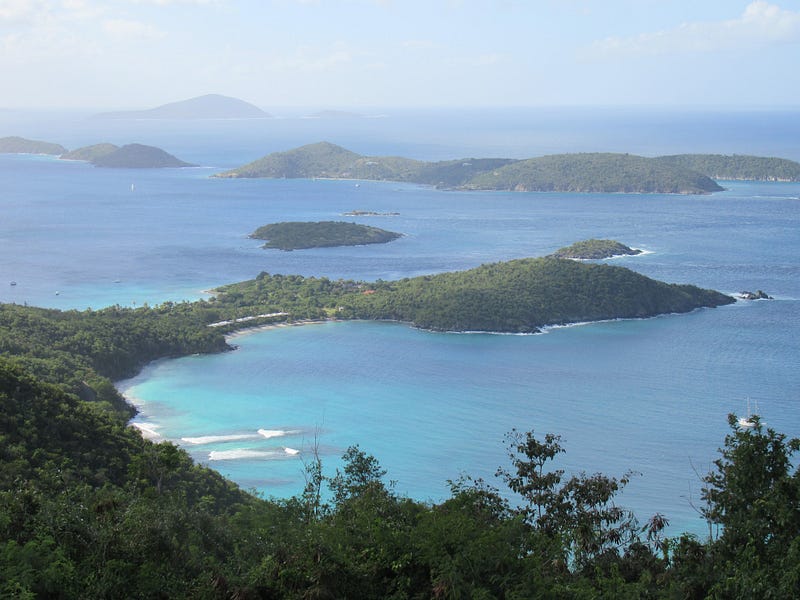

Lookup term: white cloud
[474,53,505,67]
[0,0,48,22]
[261,43,356,72]
[126,0,222,5]
[402,39,437,50]
[103,17,164,39]
[590,1,800,58]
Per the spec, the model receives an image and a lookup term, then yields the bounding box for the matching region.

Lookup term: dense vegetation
[0,136,67,155]
[2,353,798,598]
[0,302,228,419]
[215,143,726,194]
[465,153,722,194]
[551,239,642,260]
[656,153,800,181]
[250,221,402,250]
[219,257,734,333]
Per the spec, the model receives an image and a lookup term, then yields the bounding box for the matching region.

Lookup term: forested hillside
[2,355,798,598]
[656,153,800,181]
[219,257,734,333]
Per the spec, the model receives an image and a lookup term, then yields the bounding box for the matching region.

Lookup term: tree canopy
[250,221,402,250]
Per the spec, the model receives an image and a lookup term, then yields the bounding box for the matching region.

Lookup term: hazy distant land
[215,142,800,193]
[93,94,271,120]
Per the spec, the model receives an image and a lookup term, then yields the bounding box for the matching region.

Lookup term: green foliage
[551,239,642,260]
[466,152,723,194]
[0,302,228,418]
[250,220,402,250]
[217,256,733,334]
[656,153,800,181]
[2,355,798,598]
[340,257,735,332]
[695,415,800,597]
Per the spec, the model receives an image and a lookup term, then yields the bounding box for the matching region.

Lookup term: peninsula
[215,255,734,334]
[551,239,642,260]
[1,247,734,419]
[250,221,402,250]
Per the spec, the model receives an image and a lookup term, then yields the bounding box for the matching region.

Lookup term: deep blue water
[2,108,799,538]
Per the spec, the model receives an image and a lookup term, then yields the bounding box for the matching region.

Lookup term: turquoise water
[3,109,800,538]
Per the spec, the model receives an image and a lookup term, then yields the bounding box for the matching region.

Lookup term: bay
[2,108,799,538]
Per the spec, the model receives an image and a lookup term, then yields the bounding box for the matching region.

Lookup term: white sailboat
[737,398,760,429]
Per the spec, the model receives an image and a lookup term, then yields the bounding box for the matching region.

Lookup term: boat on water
[737,398,760,428]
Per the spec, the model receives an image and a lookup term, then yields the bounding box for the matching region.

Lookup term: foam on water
[208,449,285,461]
[181,433,260,445]
[258,429,301,439]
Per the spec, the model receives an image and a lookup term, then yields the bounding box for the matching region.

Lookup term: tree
[497,429,649,572]
[698,414,800,597]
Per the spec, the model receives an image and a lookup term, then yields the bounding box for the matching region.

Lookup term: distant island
[307,110,364,119]
[1,136,193,168]
[655,154,800,182]
[214,142,726,194]
[86,144,195,168]
[94,94,271,120]
[551,239,642,260]
[342,210,400,216]
[0,136,67,155]
[250,221,402,250]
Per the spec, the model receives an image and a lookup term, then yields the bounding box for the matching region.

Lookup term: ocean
[2,107,799,537]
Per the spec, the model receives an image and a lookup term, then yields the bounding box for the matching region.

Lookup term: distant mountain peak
[94,94,271,120]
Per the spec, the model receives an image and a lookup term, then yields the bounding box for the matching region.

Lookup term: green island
[87,143,195,168]
[0,136,193,167]
[0,135,67,155]
[210,141,800,194]
[3,249,796,598]
[656,153,800,181]
[250,221,402,250]
[60,143,121,162]
[551,239,643,260]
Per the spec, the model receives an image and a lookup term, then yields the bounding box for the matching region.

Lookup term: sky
[1,0,799,110]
